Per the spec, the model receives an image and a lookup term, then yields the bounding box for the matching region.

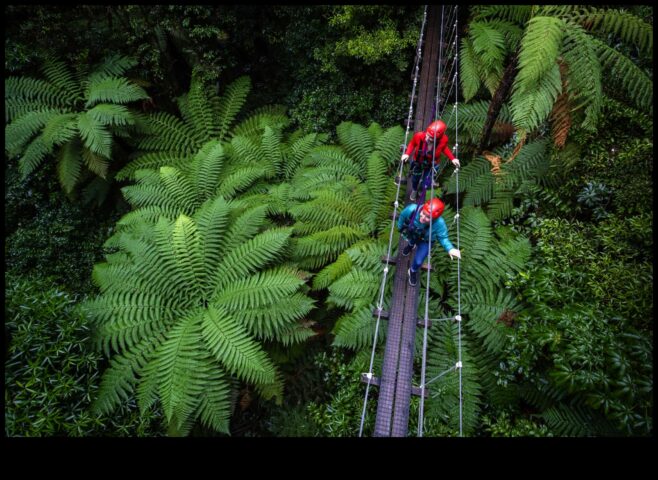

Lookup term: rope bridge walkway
[359,4,464,438]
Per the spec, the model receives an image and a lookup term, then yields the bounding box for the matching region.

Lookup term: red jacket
[405,131,455,166]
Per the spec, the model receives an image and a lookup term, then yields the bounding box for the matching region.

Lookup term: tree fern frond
[5,76,70,109]
[189,140,225,200]
[425,323,483,435]
[216,166,268,199]
[92,54,139,78]
[144,310,206,424]
[41,112,78,147]
[336,121,373,165]
[91,332,165,415]
[87,103,133,126]
[187,74,216,139]
[214,76,251,142]
[84,75,149,108]
[460,286,520,354]
[57,139,83,193]
[77,111,112,158]
[17,134,52,179]
[116,152,190,181]
[261,126,284,178]
[283,132,321,180]
[460,38,482,102]
[42,58,82,100]
[373,125,404,167]
[312,251,354,291]
[541,403,619,436]
[327,269,380,310]
[515,16,565,90]
[275,322,317,347]
[511,62,562,131]
[561,22,602,130]
[82,147,109,179]
[332,307,384,350]
[474,5,532,24]
[213,227,292,293]
[201,305,276,385]
[5,109,61,156]
[470,22,507,72]
[196,370,232,434]
[545,6,654,56]
[592,37,653,114]
[136,112,202,155]
[240,292,315,341]
[212,267,304,313]
[231,104,290,139]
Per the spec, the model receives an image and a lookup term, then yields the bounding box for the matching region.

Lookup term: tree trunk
[478,50,519,152]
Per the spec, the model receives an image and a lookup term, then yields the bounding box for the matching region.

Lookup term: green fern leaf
[214,76,251,141]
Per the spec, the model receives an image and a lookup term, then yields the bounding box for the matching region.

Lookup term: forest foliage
[5,5,652,437]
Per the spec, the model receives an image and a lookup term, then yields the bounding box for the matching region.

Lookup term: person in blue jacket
[397,197,461,286]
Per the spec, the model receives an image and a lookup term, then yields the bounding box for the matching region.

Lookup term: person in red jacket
[401,120,460,201]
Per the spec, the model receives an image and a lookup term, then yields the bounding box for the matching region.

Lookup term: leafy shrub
[5,273,165,436]
[504,216,652,435]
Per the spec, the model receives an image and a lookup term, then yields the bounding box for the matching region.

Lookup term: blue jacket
[397,203,454,252]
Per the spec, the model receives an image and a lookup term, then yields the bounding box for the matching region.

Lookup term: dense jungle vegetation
[5,5,653,437]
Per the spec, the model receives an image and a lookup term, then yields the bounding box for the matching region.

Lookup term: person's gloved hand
[451,158,460,168]
[448,248,461,260]
[401,154,410,162]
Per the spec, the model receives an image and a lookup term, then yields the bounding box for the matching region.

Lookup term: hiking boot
[402,244,413,257]
[408,268,418,287]
[409,189,417,201]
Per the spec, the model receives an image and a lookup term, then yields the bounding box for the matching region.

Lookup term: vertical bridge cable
[359,5,428,437]
[453,7,463,438]
[417,4,448,438]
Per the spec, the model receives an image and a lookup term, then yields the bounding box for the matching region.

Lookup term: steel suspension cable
[453,8,463,438]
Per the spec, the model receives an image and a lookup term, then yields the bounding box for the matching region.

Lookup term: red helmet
[421,198,445,220]
[425,120,447,139]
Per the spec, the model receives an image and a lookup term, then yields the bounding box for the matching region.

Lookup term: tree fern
[289,121,403,270]
[5,55,147,194]
[83,197,315,434]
